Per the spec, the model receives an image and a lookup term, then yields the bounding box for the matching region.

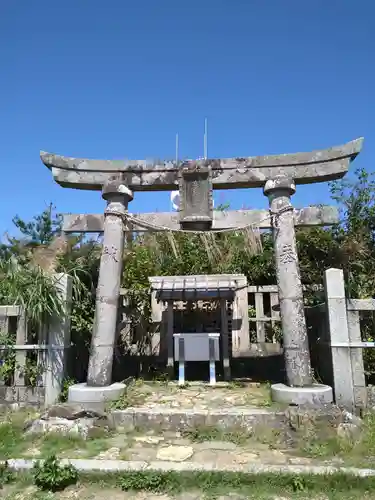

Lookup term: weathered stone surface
[232,451,260,464]
[0,387,45,406]
[108,382,282,431]
[342,410,363,427]
[324,268,356,409]
[193,440,237,451]
[107,411,133,431]
[193,449,256,467]
[110,406,285,432]
[0,402,27,412]
[174,494,202,500]
[285,403,346,431]
[42,403,106,420]
[62,206,339,233]
[265,450,288,464]
[264,176,312,387]
[85,426,111,439]
[288,456,312,465]
[80,158,350,190]
[41,138,363,191]
[156,445,194,462]
[337,423,362,441]
[96,447,121,460]
[172,438,195,446]
[127,446,158,462]
[134,435,165,444]
[25,416,96,438]
[25,408,115,439]
[138,409,208,431]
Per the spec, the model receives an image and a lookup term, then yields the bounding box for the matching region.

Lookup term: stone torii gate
[41,138,363,406]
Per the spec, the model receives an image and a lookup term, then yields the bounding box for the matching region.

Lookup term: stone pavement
[108,380,285,431]
[16,386,356,469]
[21,425,316,467]
[90,432,311,467]
[118,380,274,410]
[24,381,284,436]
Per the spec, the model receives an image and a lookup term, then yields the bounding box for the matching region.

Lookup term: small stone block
[68,382,126,409]
[271,383,333,406]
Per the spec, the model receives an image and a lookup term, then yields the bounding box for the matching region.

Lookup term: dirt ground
[3,484,375,500]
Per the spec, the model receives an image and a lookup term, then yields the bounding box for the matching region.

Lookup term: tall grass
[0,258,64,324]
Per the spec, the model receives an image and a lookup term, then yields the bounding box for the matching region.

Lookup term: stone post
[44,273,73,406]
[264,176,312,387]
[86,181,133,387]
[231,275,250,357]
[324,268,355,409]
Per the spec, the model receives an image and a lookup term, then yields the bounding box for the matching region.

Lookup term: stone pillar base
[271,383,333,406]
[68,382,126,410]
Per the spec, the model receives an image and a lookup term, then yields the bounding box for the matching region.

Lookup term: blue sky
[0,0,373,236]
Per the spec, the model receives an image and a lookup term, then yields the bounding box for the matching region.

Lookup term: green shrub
[58,377,77,403]
[119,471,181,492]
[33,455,78,492]
[0,461,15,488]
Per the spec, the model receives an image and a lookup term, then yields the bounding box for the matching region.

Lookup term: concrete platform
[5,457,375,476]
[271,383,333,406]
[68,382,126,409]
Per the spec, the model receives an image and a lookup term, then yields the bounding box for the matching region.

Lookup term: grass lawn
[4,469,375,500]
[0,412,112,461]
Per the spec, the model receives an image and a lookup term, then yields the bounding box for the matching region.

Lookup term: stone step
[110,407,286,432]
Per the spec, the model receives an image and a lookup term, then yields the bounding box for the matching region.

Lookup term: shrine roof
[149,274,246,300]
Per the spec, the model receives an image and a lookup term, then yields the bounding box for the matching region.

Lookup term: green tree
[330,167,375,298]
[0,203,62,260]
[0,205,99,381]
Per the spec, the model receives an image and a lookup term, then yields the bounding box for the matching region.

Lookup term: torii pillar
[264,175,332,405]
[69,180,133,406]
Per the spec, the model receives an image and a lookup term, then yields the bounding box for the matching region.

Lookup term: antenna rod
[204,118,208,159]
[175,133,179,164]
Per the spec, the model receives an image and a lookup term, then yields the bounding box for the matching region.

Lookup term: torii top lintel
[40,138,363,192]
